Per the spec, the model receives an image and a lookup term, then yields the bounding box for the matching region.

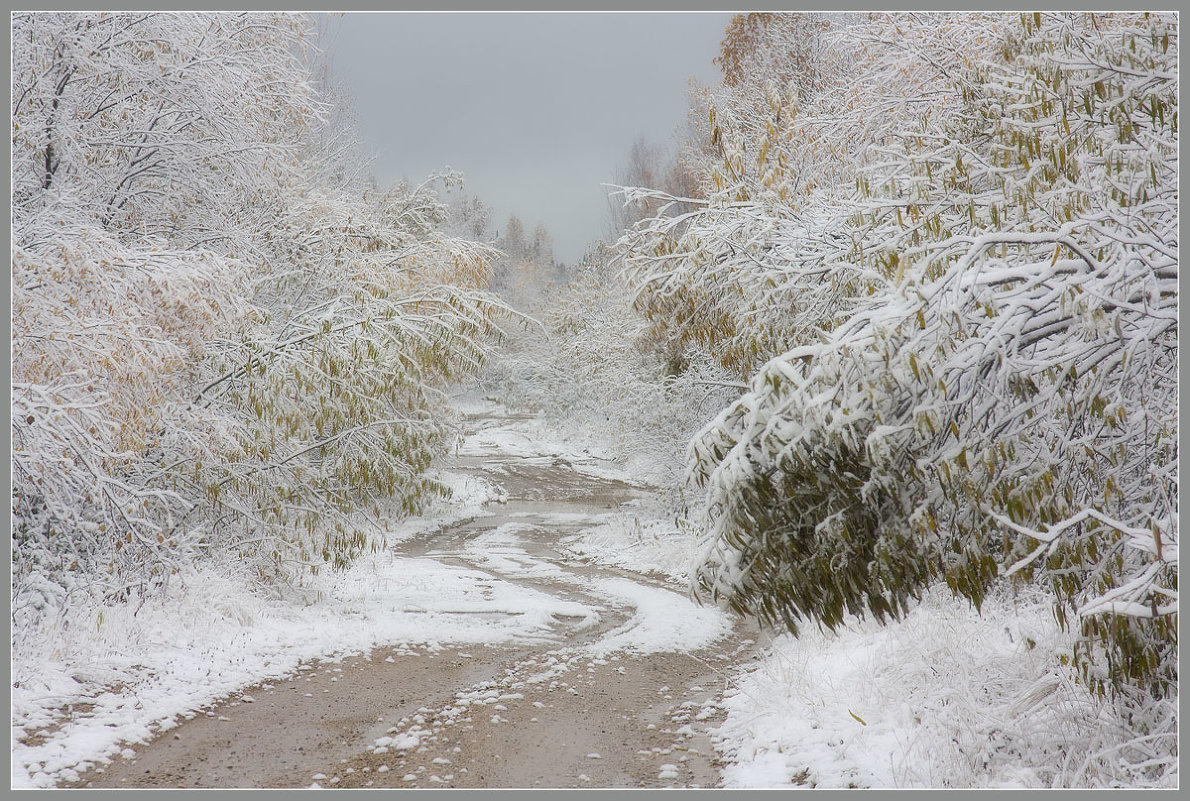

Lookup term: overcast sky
[318,12,731,265]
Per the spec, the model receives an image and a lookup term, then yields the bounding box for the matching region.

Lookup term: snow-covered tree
[447,192,493,243]
[12,13,507,621]
[530,223,554,265]
[499,213,527,259]
[607,137,669,233]
[489,214,560,311]
[12,12,315,602]
[482,243,739,492]
[12,13,320,252]
[191,172,506,573]
[621,12,1177,698]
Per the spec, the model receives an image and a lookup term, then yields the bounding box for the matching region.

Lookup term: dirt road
[69,410,754,789]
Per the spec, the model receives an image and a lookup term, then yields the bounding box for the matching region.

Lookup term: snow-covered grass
[710,584,1178,789]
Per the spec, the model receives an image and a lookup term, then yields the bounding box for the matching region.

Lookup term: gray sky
[318,12,731,265]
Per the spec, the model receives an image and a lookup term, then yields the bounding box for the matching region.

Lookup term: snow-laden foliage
[11,228,258,620]
[620,13,996,378]
[621,11,1177,704]
[183,173,507,575]
[12,13,507,627]
[11,13,320,250]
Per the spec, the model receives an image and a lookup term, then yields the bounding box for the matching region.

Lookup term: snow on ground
[12,551,598,787]
[10,470,532,790]
[457,523,732,657]
[456,397,705,585]
[23,394,1158,790]
[459,397,1177,789]
[560,499,703,584]
[457,394,706,587]
[453,394,643,484]
[709,585,1175,789]
[462,524,574,582]
[434,468,507,513]
[584,578,732,657]
[10,402,729,790]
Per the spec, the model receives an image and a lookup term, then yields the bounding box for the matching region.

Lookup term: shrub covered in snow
[621,12,1177,705]
[11,13,508,628]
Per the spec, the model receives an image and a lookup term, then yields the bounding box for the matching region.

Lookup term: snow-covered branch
[619,11,1177,699]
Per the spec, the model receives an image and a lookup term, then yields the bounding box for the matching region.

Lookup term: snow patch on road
[561,499,702,583]
[460,523,569,581]
[434,468,507,511]
[455,405,637,485]
[585,578,732,656]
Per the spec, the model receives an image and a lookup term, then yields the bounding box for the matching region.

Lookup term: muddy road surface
[69,409,755,789]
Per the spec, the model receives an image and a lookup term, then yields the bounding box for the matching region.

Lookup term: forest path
[73,406,755,789]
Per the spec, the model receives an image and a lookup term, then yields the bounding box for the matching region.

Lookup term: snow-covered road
[16,401,1156,790]
[38,403,749,789]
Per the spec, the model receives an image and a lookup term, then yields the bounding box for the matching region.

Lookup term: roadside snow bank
[711,585,1177,789]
